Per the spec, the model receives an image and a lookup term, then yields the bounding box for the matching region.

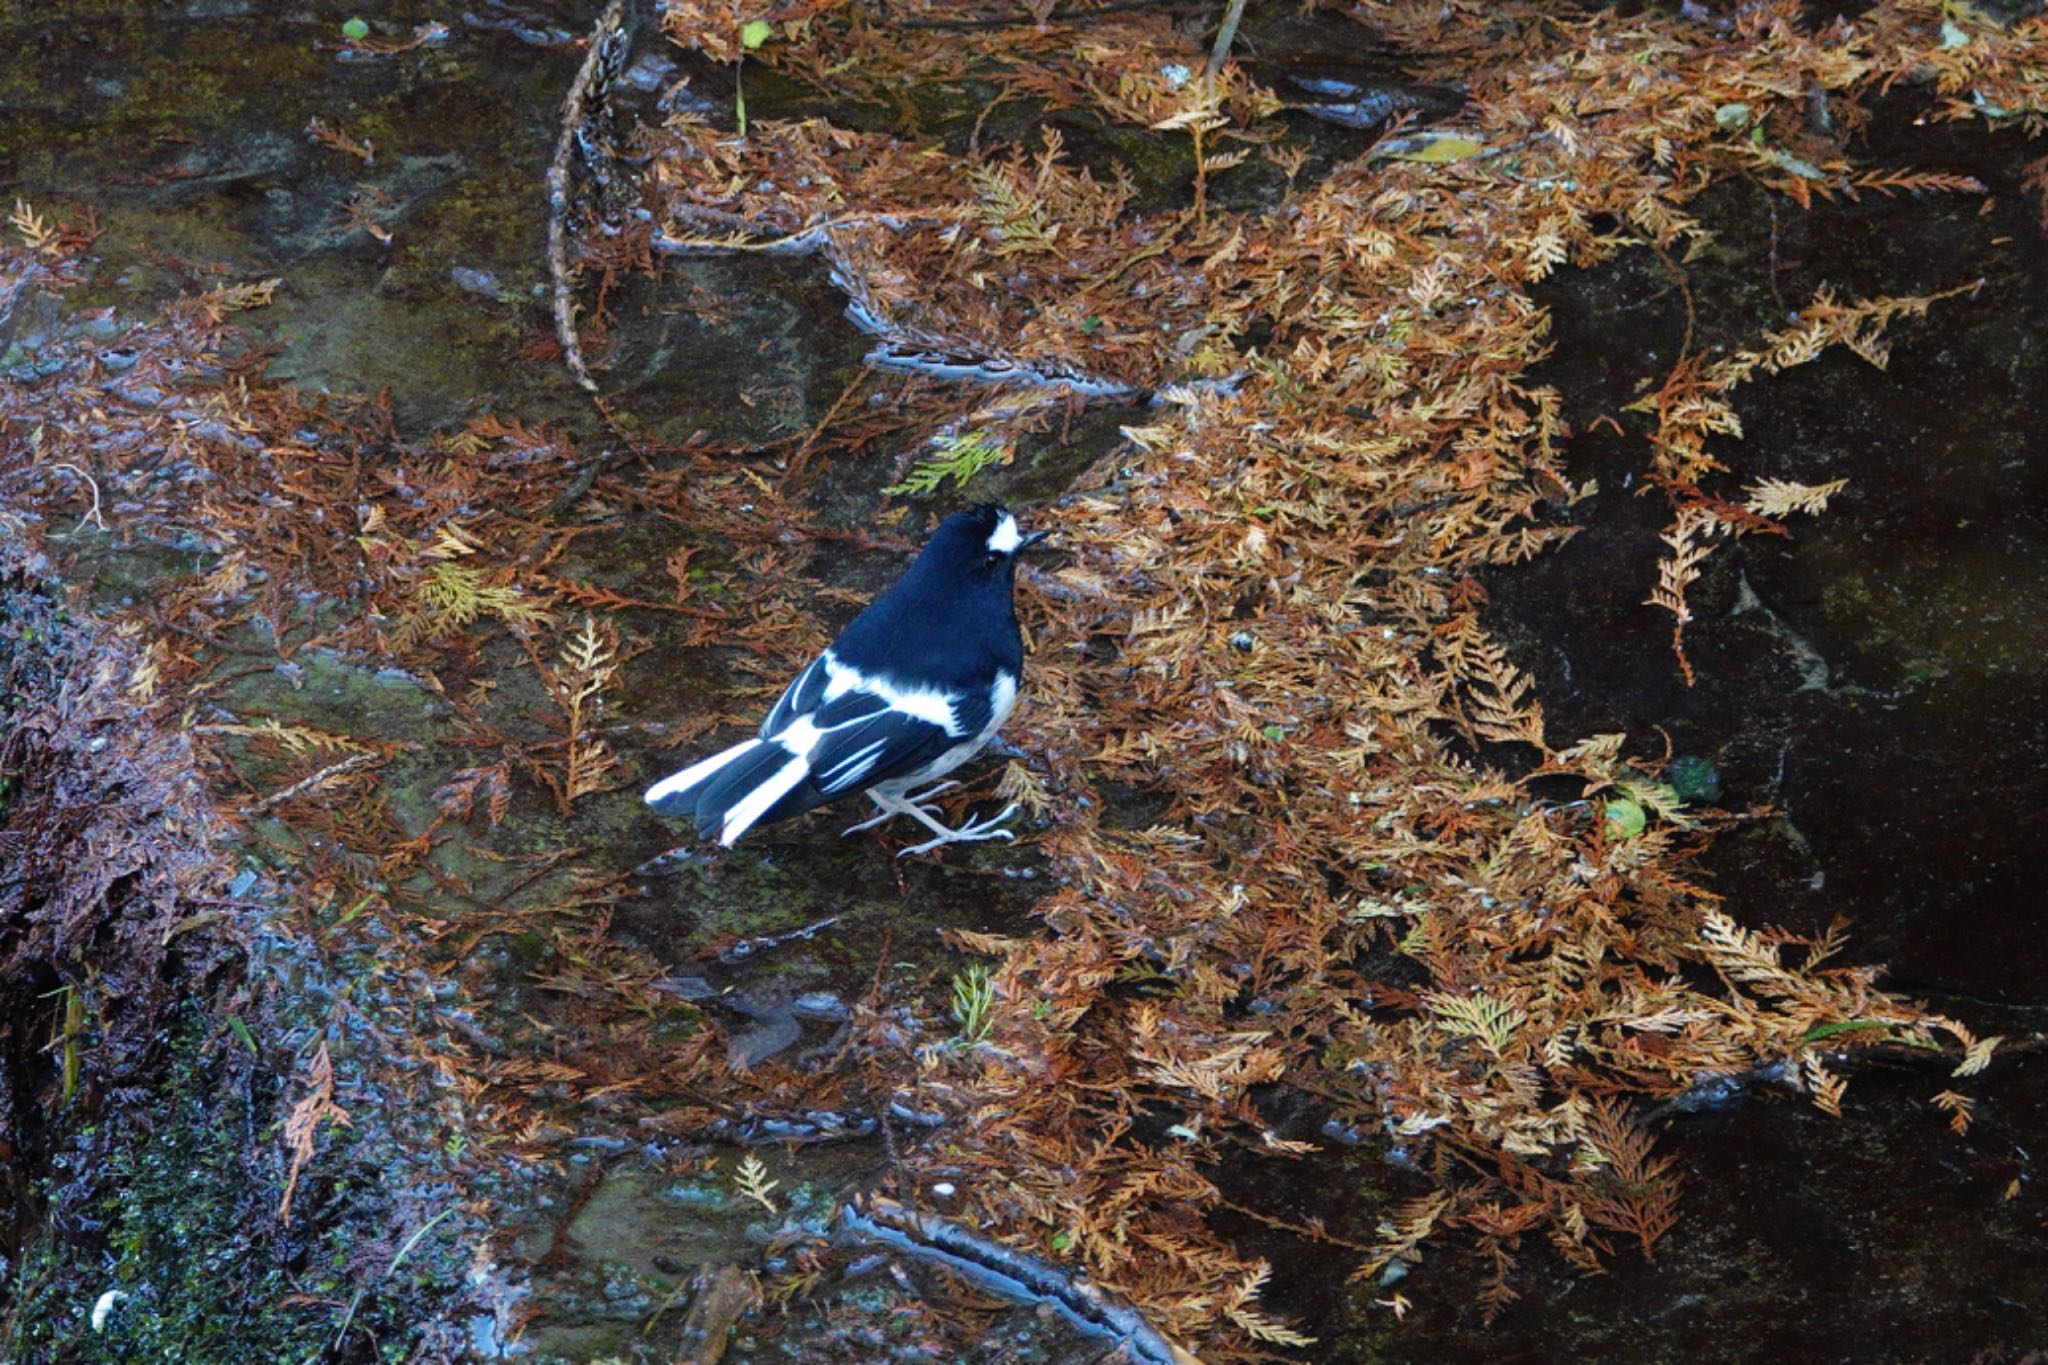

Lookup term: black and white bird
[644,504,1049,856]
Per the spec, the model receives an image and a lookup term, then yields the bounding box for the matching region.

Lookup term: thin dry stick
[777,371,871,490]
[48,462,107,532]
[547,0,627,394]
[1206,0,1248,79]
[1650,238,1698,359]
[837,1197,1189,1365]
[246,752,381,815]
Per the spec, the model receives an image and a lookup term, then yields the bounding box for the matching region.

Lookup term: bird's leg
[839,794,902,836]
[840,781,964,837]
[840,784,1017,856]
[890,792,1018,857]
[897,780,959,810]
[839,781,961,836]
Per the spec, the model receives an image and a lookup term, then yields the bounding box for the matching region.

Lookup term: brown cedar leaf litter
[4,0,2041,1356]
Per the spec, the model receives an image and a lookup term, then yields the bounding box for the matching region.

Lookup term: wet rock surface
[1449,115,2048,1364]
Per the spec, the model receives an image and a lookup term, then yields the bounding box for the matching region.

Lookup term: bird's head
[916,504,1050,590]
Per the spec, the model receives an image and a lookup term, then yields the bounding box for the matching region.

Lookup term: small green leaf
[341,16,369,40]
[331,892,375,926]
[1397,917,1430,956]
[1802,1019,1889,1044]
[1261,724,1286,743]
[1078,316,1102,333]
[741,19,773,49]
[1603,797,1647,839]
[1767,146,1826,180]
[1050,1230,1073,1252]
[1614,779,1695,830]
[1714,102,1752,130]
[226,1014,259,1055]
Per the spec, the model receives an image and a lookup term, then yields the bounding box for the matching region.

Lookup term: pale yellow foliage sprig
[733,1154,780,1215]
[1355,1193,1451,1284]
[9,198,58,252]
[1219,1263,1315,1348]
[386,523,555,650]
[1744,476,1848,518]
[535,615,624,815]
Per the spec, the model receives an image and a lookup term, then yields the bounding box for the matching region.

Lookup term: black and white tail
[645,737,815,847]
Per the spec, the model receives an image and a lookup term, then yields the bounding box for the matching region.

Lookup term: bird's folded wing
[796,689,964,795]
[761,652,831,737]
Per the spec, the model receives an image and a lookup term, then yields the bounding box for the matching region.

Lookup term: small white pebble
[932,1182,957,1198]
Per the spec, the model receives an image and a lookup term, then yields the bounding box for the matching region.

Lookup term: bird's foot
[894,802,1019,858]
[841,784,1017,855]
[840,806,894,836]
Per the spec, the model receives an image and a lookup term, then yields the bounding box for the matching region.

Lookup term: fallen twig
[1206,0,1248,80]
[332,1207,460,1352]
[547,0,628,394]
[836,1196,1196,1365]
[245,752,382,815]
[716,913,843,965]
[48,462,107,532]
[646,1262,758,1361]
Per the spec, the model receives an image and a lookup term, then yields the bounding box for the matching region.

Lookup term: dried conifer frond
[1570,1097,1680,1258]
[278,1042,352,1226]
[733,1154,781,1214]
[1633,275,1977,678]
[1645,505,1721,684]
[1358,1193,1452,1283]
[1425,992,1528,1056]
[1744,477,1850,518]
[1220,1264,1316,1348]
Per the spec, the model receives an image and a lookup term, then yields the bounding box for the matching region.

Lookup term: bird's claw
[891,801,1021,857]
[845,786,1020,856]
[840,808,893,836]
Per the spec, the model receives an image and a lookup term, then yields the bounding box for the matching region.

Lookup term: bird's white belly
[875,670,1017,791]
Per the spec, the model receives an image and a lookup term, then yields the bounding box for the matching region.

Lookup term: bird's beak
[1018,528,1053,552]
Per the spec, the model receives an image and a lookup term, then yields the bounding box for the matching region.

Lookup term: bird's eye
[983,551,1004,572]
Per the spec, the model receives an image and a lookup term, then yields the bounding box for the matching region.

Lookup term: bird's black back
[830,504,1025,687]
